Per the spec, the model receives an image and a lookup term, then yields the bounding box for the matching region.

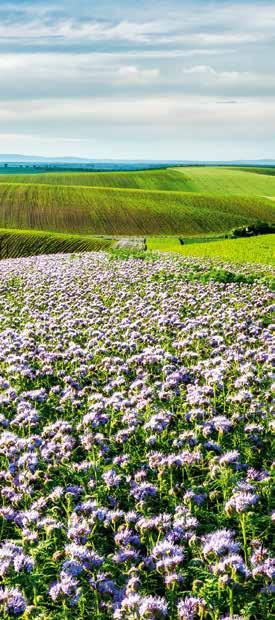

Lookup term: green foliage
[109,247,149,261]
[231,221,275,237]
[152,267,258,285]
[190,268,257,284]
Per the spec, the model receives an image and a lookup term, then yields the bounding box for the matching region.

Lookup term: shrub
[231,222,275,238]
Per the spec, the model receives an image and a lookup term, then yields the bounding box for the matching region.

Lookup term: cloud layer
[0,1,274,159]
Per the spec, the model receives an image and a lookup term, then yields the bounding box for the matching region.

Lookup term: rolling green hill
[0,168,191,191]
[173,167,275,196]
[1,166,275,196]
[0,183,273,236]
[0,166,273,261]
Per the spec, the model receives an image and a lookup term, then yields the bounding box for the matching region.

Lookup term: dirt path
[115,237,146,250]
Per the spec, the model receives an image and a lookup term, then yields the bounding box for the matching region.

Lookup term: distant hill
[0,155,274,168]
[0,154,95,163]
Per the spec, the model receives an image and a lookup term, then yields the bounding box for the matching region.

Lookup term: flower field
[0,252,273,619]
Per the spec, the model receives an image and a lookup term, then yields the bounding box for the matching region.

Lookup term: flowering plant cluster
[0,252,273,619]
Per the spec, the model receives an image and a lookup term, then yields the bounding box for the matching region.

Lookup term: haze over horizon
[1,0,275,160]
[0,154,275,164]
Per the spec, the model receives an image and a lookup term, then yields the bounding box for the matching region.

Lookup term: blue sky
[0,0,274,159]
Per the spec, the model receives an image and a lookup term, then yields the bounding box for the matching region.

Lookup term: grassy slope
[0,183,273,236]
[1,166,275,196]
[0,229,112,258]
[226,166,275,177]
[0,167,273,261]
[173,167,275,196]
[147,234,275,266]
[0,169,192,191]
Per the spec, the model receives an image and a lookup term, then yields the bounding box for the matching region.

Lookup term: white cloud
[116,65,160,84]
[183,65,218,76]
[0,3,274,48]
[0,53,160,87]
[182,65,275,90]
[0,2,274,159]
[0,18,167,45]
[0,95,274,160]
[0,53,274,103]
[0,95,274,130]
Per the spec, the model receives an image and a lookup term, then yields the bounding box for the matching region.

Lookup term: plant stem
[240,513,248,564]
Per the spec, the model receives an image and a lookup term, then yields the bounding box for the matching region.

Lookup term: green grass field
[0,183,273,236]
[173,166,275,196]
[0,166,273,261]
[0,168,191,191]
[147,234,274,265]
[0,229,112,258]
[226,166,275,177]
[147,234,226,250]
[1,166,275,196]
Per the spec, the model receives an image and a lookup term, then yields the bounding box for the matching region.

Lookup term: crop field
[0,166,275,196]
[0,169,192,191]
[147,235,275,266]
[0,167,272,261]
[0,183,273,238]
[0,251,273,619]
[173,167,275,197]
[147,236,225,251]
[0,229,112,258]
[1,166,275,196]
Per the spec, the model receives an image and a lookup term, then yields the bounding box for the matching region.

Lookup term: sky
[0,0,274,160]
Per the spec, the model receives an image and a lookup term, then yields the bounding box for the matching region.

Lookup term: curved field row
[0,183,273,236]
[0,228,112,258]
[1,166,275,196]
[0,168,190,191]
[147,234,275,265]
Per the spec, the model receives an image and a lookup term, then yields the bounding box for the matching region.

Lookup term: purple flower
[131,482,157,501]
[177,596,205,619]
[102,469,122,488]
[65,543,103,569]
[113,548,139,563]
[219,450,240,467]
[213,553,250,578]
[151,540,184,571]
[139,595,168,618]
[225,491,259,514]
[252,558,275,580]
[0,542,34,576]
[114,527,140,547]
[202,529,240,556]
[0,587,27,615]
